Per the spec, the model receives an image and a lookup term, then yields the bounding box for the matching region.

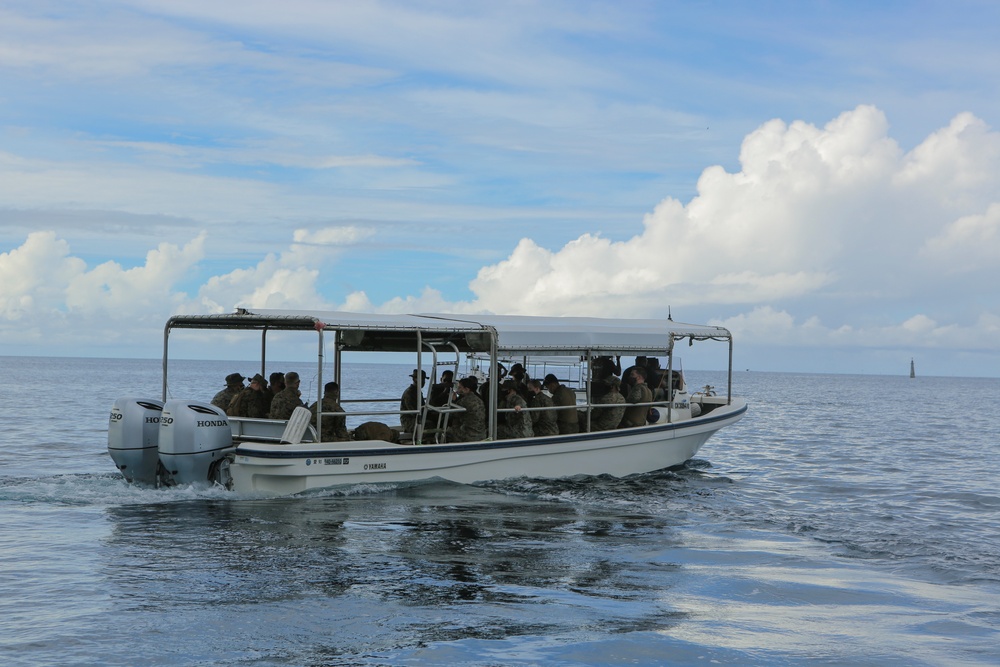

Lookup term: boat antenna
[667,306,673,321]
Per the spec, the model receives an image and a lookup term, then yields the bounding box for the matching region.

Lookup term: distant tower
[910,358,915,379]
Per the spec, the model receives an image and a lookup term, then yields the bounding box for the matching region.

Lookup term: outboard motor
[158,399,234,486]
[108,397,164,485]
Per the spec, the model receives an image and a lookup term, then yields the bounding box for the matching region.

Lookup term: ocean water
[1,356,999,666]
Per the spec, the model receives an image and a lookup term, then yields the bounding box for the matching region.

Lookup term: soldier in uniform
[428,370,454,430]
[447,377,486,442]
[265,372,285,409]
[526,379,558,436]
[621,367,653,428]
[497,379,533,440]
[544,373,579,435]
[591,376,626,431]
[228,373,269,418]
[309,381,349,442]
[211,373,244,411]
[269,371,305,420]
[400,369,427,437]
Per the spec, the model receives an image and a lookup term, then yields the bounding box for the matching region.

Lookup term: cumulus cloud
[428,105,1000,357]
[184,225,375,313]
[4,106,1000,367]
[0,223,374,349]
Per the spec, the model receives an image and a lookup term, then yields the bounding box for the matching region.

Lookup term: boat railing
[229,416,319,443]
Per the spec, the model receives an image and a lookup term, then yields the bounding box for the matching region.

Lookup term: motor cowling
[108,397,164,485]
[158,399,233,486]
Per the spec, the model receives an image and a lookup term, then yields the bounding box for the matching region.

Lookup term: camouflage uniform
[400,383,422,435]
[269,387,305,420]
[498,392,533,440]
[448,391,486,442]
[551,383,580,434]
[529,391,559,436]
[211,386,241,412]
[591,390,626,431]
[228,386,269,418]
[621,383,653,428]
[310,396,349,442]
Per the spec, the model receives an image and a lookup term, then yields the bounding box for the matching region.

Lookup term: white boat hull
[229,398,747,494]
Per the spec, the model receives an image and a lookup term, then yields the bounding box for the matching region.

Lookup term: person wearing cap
[309,381,349,442]
[591,376,626,431]
[526,378,558,436]
[447,376,486,442]
[269,371,305,420]
[228,373,270,418]
[621,366,652,428]
[543,374,579,435]
[211,373,245,411]
[400,369,427,437]
[497,379,533,440]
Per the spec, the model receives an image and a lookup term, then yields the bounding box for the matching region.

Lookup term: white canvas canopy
[165,308,731,356]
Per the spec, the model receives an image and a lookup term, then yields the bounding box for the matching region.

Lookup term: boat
[108,309,748,494]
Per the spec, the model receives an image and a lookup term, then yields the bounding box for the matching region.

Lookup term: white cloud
[921,202,1000,269]
[183,225,375,313]
[3,105,1000,371]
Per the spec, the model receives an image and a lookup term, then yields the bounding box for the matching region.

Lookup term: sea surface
[1,356,999,666]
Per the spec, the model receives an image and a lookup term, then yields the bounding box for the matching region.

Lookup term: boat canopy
[165,308,732,356]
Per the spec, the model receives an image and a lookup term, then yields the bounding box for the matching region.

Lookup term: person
[508,363,531,399]
[428,370,455,429]
[621,356,648,392]
[591,376,626,431]
[591,355,621,383]
[269,371,305,420]
[544,373,579,435]
[309,381,349,442]
[211,373,244,411]
[497,379,533,439]
[620,367,652,428]
[526,378,558,436]
[228,373,269,418]
[265,372,285,408]
[400,369,427,437]
[447,377,486,442]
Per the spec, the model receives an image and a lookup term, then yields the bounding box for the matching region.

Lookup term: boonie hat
[225,372,245,385]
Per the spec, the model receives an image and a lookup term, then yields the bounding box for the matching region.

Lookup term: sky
[2,0,1000,377]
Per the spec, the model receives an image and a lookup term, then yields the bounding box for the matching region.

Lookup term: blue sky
[2,0,1000,376]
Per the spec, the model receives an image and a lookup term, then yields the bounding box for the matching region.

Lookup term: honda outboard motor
[108,397,164,485]
[158,399,233,486]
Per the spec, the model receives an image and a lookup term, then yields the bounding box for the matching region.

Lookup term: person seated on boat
[309,381,349,442]
[497,379,533,440]
[592,376,627,431]
[507,363,533,400]
[211,373,245,411]
[620,367,653,428]
[645,357,664,390]
[526,379,559,436]
[228,373,269,418]
[269,371,306,421]
[400,369,427,437]
[620,357,647,392]
[264,372,285,409]
[446,377,486,442]
[591,355,621,383]
[428,370,455,429]
[544,374,579,435]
